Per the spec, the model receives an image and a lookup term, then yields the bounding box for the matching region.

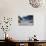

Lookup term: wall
[0,0,46,40]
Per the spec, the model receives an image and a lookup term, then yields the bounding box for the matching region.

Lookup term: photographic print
[18,15,33,26]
